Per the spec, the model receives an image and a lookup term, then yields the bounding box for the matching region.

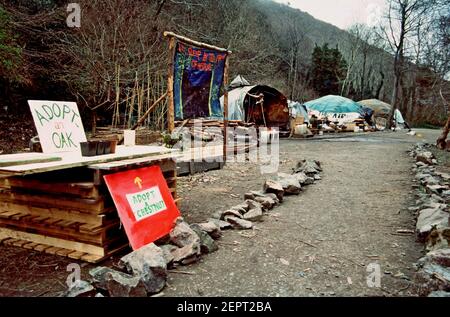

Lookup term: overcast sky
[273,0,388,30]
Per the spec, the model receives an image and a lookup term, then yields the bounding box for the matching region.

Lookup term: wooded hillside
[1,0,449,132]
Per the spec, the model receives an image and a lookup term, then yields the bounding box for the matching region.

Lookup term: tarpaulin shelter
[358,99,392,118]
[288,100,310,124]
[304,95,363,125]
[220,76,290,131]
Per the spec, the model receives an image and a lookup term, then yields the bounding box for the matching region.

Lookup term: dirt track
[0,129,444,296]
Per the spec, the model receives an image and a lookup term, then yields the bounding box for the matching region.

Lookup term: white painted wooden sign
[28,100,87,154]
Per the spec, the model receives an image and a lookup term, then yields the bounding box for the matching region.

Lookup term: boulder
[263,180,284,201]
[426,228,450,251]
[190,224,219,254]
[416,207,449,240]
[253,196,276,210]
[170,220,200,248]
[171,243,200,264]
[160,245,177,265]
[416,151,435,165]
[230,203,249,214]
[63,280,96,297]
[276,173,302,195]
[244,199,263,210]
[118,243,167,294]
[243,207,263,222]
[194,222,222,240]
[224,216,253,230]
[263,193,280,204]
[223,209,243,219]
[207,218,233,230]
[89,267,147,297]
[428,291,450,297]
[416,249,450,295]
[293,160,322,175]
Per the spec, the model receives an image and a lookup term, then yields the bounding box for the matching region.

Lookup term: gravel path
[0,129,442,297]
[164,129,441,297]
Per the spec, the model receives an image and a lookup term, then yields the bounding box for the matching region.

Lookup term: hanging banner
[104,165,180,250]
[173,41,228,120]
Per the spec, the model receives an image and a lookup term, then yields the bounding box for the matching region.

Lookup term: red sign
[104,165,180,250]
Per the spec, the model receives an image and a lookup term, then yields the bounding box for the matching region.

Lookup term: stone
[208,218,233,230]
[244,199,263,210]
[118,243,167,294]
[416,207,449,240]
[426,228,450,251]
[190,224,219,254]
[224,216,253,230]
[314,174,321,181]
[243,207,264,222]
[63,280,96,297]
[171,243,200,264]
[426,184,449,195]
[293,172,308,185]
[254,196,276,210]
[89,267,147,297]
[293,160,322,175]
[264,193,280,204]
[230,203,249,214]
[428,291,450,297]
[263,180,284,201]
[276,173,302,195]
[304,177,315,185]
[416,151,435,165]
[170,220,200,248]
[160,245,177,265]
[194,222,222,240]
[222,209,243,219]
[244,192,256,200]
[416,249,450,295]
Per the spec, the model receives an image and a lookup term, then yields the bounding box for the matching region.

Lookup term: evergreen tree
[310,43,348,95]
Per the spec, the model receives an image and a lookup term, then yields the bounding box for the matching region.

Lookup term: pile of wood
[89,127,162,145]
[0,158,178,263]
[174,119,255,128]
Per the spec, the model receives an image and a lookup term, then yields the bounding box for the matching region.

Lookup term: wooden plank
[67,251,86,260]
[167,36,176,133]
[0,145,177,177]
[163,31,232,54]
[0,191,107,214]
[0,153,61,168]
[0,202,106,226]
[0,227,106,256]
[7,178,100,199]
[0,216,121,245]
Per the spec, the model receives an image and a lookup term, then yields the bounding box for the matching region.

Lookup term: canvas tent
[304,95,363,125]
[220,76,290,131]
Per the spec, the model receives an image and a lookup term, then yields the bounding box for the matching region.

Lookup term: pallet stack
[0,158,177,263]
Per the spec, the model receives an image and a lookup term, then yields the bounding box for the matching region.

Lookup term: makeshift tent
[304,95,363,125]
[288,100,310,124]
[358,99,391,118]
[358,99,408,129]
[220,76,290,131]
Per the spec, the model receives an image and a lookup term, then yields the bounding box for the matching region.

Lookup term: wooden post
[167,37,176,133]
[223,55,230,161]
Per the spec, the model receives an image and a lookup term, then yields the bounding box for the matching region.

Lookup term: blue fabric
[305,95,363,114]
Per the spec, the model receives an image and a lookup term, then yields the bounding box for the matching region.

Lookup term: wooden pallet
[0,229,129,263]
[0,156,178,263]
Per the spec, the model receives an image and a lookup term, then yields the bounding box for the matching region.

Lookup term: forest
[0,0,449,136]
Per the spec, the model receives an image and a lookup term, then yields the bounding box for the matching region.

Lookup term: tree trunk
[436,116,450,150]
